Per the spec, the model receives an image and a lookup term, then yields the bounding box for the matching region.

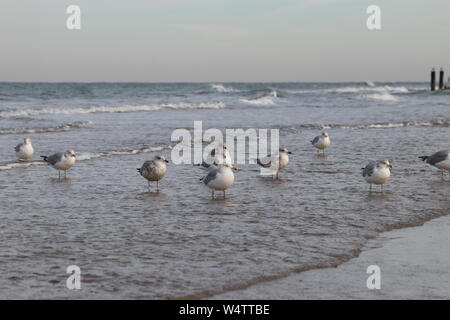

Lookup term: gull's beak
[389,164,393,168]
[165,160,169,163]
[232,167,241,172]
[288,151,292,154]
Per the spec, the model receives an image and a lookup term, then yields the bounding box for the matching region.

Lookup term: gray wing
[427,150,449,165]
[14,143,22,152]
[202,169,218,185]
[257,157,272,168]
[311,136,320,145]
[362,161,377,177]
[46,152,64,165]
[141,160,156,173]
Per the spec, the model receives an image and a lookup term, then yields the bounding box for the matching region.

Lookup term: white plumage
[201,164,238,199]
[15,138,34,161]
[41,149,76,179]
[257,148,291,178]
[362,160,392,192]
[311,132,331,154]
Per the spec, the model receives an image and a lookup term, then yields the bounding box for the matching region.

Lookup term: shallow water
[1,82,450,298]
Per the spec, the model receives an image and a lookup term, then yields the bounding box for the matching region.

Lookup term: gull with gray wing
[257,148,291,179]
[362,160,393,192]
[419,150,450,180]
[41,150,76,179]
[200,164,239,199]
[137,155,169,192]
[311,132,330,155]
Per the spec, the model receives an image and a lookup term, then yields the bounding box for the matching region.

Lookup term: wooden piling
[431,68,436,91]
[439,68,445,90]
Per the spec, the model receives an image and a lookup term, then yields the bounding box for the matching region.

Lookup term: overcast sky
[1,0,449,82]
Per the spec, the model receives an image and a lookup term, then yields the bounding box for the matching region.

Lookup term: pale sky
[1,0,449,82]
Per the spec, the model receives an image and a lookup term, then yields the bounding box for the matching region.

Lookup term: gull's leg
[442,170,445,180]
[212,190,214,200]
[58,171,61,180]
[223,190,226,199]
[369,184,372,192]
[64,170,67,178]
[381,184,384,193]
[147,181,150,192]
[156,181,159,192]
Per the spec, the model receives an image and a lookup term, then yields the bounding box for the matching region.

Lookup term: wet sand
[211,214,450,299]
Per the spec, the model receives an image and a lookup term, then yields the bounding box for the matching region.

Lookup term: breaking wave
[332,86,408,94]
[210,84,238,93]
[282,120,450,131]
[0,102,226,118]
[364,91,398,101]
[0,121,92,135]
[240,90,279,105]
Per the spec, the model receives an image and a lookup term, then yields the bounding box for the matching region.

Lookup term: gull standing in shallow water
[200,164,239,199]
[419,150,450,180]
[15,138,34,161]
[257,148,291,179]
[362,160,393,192]
[137,155,169,192]
[311,132,331,155]
[41,150,76,179]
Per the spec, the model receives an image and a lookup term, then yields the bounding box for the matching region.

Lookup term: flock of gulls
[13,131,450,199]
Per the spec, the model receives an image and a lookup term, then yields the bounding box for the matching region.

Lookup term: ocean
[0,82,449,298]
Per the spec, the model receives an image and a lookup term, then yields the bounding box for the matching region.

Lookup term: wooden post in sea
[439,68,445,90]
[431,68,436,91]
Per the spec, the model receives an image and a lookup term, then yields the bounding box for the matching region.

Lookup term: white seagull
[137,155,169,192]
[362,160,393,192]
[311,132,331,154]
[257,147,291,179]
[200,164,238,199]
[41,150,76,179]
[15,138,34,161]
[419,150,450,180]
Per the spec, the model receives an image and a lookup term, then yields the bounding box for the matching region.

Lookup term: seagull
[419,150,450,180]
[137,155,169,192]
[41,150,76,179]
[362,160,393,192]
[257,148,291,179]
[311,132,331,154]
[197,144,232,169]
[15,138,34,161]
[200,164,238,199]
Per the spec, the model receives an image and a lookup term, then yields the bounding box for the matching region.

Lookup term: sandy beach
[211,214,450,299]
